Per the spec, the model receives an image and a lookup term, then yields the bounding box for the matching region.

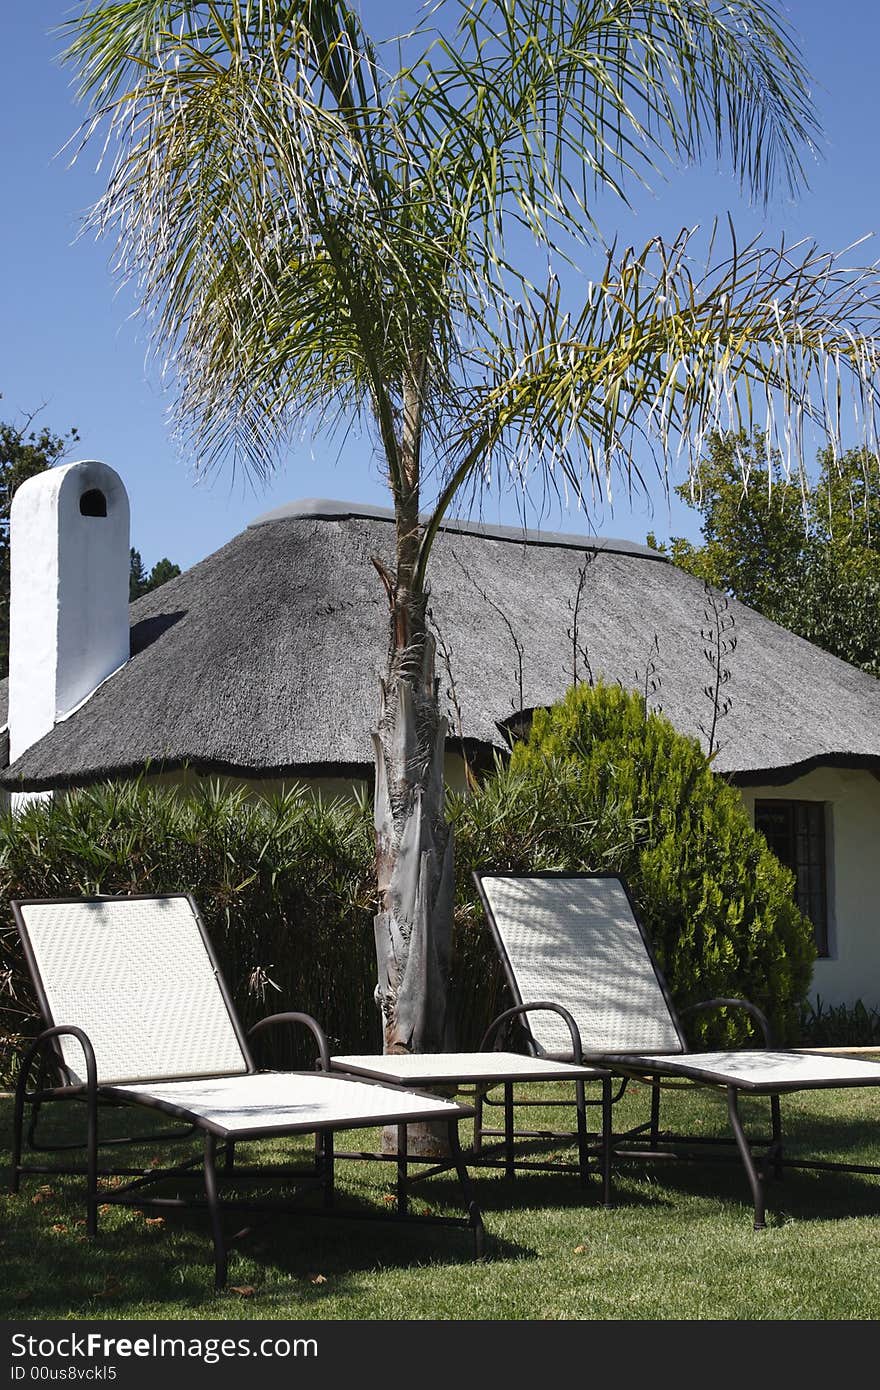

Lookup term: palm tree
[64,2,880,1106]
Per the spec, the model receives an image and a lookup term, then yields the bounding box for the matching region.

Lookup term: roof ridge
[247,497,667,561]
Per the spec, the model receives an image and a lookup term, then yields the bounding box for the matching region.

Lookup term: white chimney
[8,461,130,799]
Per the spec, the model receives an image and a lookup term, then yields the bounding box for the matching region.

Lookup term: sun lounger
[474,871,880,1228]
[10,894,484,1286]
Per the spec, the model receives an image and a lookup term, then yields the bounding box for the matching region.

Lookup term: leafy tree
[788,546,880,675]
[653,433,880,676]
[0,408,80,673]
[145,557,182,591]
[648,432,806,613]
[130,548,182,602]
[63,2,880,1085]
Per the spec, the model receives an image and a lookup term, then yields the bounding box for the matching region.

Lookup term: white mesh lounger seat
[10,895,484,1287]
[474,871,880,1230]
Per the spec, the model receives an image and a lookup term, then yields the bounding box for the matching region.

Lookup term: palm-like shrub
[0,780,377,1076]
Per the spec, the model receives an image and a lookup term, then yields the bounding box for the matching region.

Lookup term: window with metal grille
[753,800,829,956]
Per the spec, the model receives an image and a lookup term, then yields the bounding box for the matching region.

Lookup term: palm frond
[405,0,818,256]
[452,228,880,519]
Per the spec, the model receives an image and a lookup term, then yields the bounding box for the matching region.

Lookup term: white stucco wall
[739,767,880,1011]
[143,751,474,801]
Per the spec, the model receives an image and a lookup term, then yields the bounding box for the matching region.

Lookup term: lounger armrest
[248,1012,331,1072]
[16,1024,98,1098]
[680,997,774,1048]
[480,1001,585,1064]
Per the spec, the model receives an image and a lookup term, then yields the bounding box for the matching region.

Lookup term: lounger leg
[447,1120,485,1259]
[649,1076,661,1149]
[575,1079,590,1189]
[321,1130,335,1209]
[86,1082,98,1238]
[203,1135,228,1290]
[504,1082,515,1179]
[473,1086,485,1155]
[397,1124,408,1217]
[25,1057,47,1152]
[601,1075,614,1210]
[10,1067,26,1194]
[770,1094,784,1180]
[727,1087,766,1230]
[224,1141,235,1174]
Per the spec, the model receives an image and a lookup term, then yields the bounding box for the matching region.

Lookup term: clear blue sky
[1,2,879,572]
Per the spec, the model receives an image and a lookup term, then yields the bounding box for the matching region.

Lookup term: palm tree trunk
[372,493,455,1157]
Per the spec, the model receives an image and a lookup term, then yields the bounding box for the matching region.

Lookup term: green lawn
[2,1080,879,1321]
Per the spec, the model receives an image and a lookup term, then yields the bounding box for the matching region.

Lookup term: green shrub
[451,682,816,1046]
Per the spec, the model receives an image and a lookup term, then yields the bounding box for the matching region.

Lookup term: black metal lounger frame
[9,894,485,1288]
[468,1006,614,1196]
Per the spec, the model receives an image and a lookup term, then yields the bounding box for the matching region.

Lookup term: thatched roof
[2,498,879,790]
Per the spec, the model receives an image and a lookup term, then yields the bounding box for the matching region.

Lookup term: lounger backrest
[475,873,686,1057]
[13,895,251,1086]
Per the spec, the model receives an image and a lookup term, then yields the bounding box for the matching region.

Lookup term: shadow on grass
[0,1097,532,1317]
[609,1144,880,1227]
[1,1180,532,1318]
[489,1080,880,1225]
[469,1079,880,1221]
[4,1088,880,1318]
[450,1161,655,1215]
[601,1080,880,1215]
[451,1143,880,1226]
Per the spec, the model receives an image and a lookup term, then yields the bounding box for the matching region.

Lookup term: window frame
[753,798,830,958]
